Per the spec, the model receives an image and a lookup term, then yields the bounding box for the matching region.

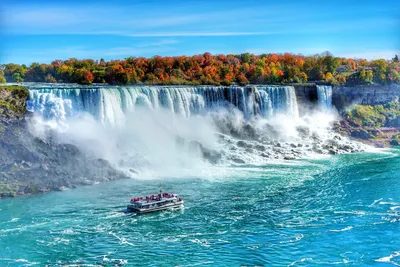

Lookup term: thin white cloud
[243,48,400,59]
[2,4,287,35]
[339,50,400,60]
[3,44,178,64]
[17,31,277,37]
[123,15,205,28]
[121,32,275,37]
[136,39,179,48]
[4,8,90,28]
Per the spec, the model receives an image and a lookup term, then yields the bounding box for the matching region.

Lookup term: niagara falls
[1,0,400,266]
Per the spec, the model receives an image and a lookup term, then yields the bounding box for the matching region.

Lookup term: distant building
[336,65,348,73]
[356,66,376,71]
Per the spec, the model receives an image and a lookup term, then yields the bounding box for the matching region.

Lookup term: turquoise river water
[1,150,400,266]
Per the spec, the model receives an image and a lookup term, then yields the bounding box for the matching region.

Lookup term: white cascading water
[26,84,365,178]
[27,85,298,125]
[316,85,333,110]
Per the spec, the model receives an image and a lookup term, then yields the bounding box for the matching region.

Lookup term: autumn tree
[74,68,94,85]
[1,52,399,86]
[106,65,129,85]
[236,73,249,85]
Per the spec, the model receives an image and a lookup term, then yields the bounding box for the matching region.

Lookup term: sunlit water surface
[1,150,400,266]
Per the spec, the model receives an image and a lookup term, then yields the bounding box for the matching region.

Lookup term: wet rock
[334,135,342,141]
[0,118,128,198]
[254,144,265,151]
[236,140,247,148]
[232,158,245,164]
[273,147,284,153]
[284,155,296,160]
[312,145,324,154]
[217,134,227,141]
[326,139,339,147]
[348,120,361,128]
[129,169,138,174]
[390,139,400,146]
[322,144,334,150]
[341,144,352,151]
[297,126,310,136]
[311,133,321,139]
[328,149,337,155]
[243,124,257,139]
[202,150,222,164]
[350,129,374,140]
[245,148,254,153]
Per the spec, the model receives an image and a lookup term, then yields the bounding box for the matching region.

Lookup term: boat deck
[127,191,184,214]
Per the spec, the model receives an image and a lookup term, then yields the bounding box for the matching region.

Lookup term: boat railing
[131,193,178,203]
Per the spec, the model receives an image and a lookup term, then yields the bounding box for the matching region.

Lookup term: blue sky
[1,0,399,64]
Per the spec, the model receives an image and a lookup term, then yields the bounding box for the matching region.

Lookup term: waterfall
[316,85,333,110]
[25,84,363,169]
[27,85,299,124]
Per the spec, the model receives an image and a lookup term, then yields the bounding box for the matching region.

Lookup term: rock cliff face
[332,84,400,111]
[330,84,400,147]
[293,83,400,113]
[0,86,127,197]
[0,85,28,120]
[293,84,318,114]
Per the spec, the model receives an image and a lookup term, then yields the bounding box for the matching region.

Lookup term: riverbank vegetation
[1,52,399,86]
[346,101,400,128]
[0,85,29,116]
[338,100,400,147]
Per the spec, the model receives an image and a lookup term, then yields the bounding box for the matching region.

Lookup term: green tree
[359,69,373,84]
[322,54,340,74]
[240,53,252,64]
[371,59,388,83]
[12,73,24,83]
[4,64,25,82]
[0,70,6,83]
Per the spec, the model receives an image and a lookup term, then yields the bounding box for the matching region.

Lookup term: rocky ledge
[0,86,127,198]
[335,100,400,148]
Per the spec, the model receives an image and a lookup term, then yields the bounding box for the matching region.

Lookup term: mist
[27,97,366,180]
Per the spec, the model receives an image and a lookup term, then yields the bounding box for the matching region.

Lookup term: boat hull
[127,202,184,214]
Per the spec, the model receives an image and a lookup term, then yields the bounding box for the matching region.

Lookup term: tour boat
[127,185,184,214]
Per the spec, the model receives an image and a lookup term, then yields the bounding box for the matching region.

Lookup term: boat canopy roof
[130,192,179,205]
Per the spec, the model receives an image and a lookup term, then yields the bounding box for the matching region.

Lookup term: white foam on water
[108,231,137,247]
[376,251,400,265]
[329,226,353,232]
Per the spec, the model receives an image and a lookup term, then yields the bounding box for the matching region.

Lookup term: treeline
[0,52,399,86]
